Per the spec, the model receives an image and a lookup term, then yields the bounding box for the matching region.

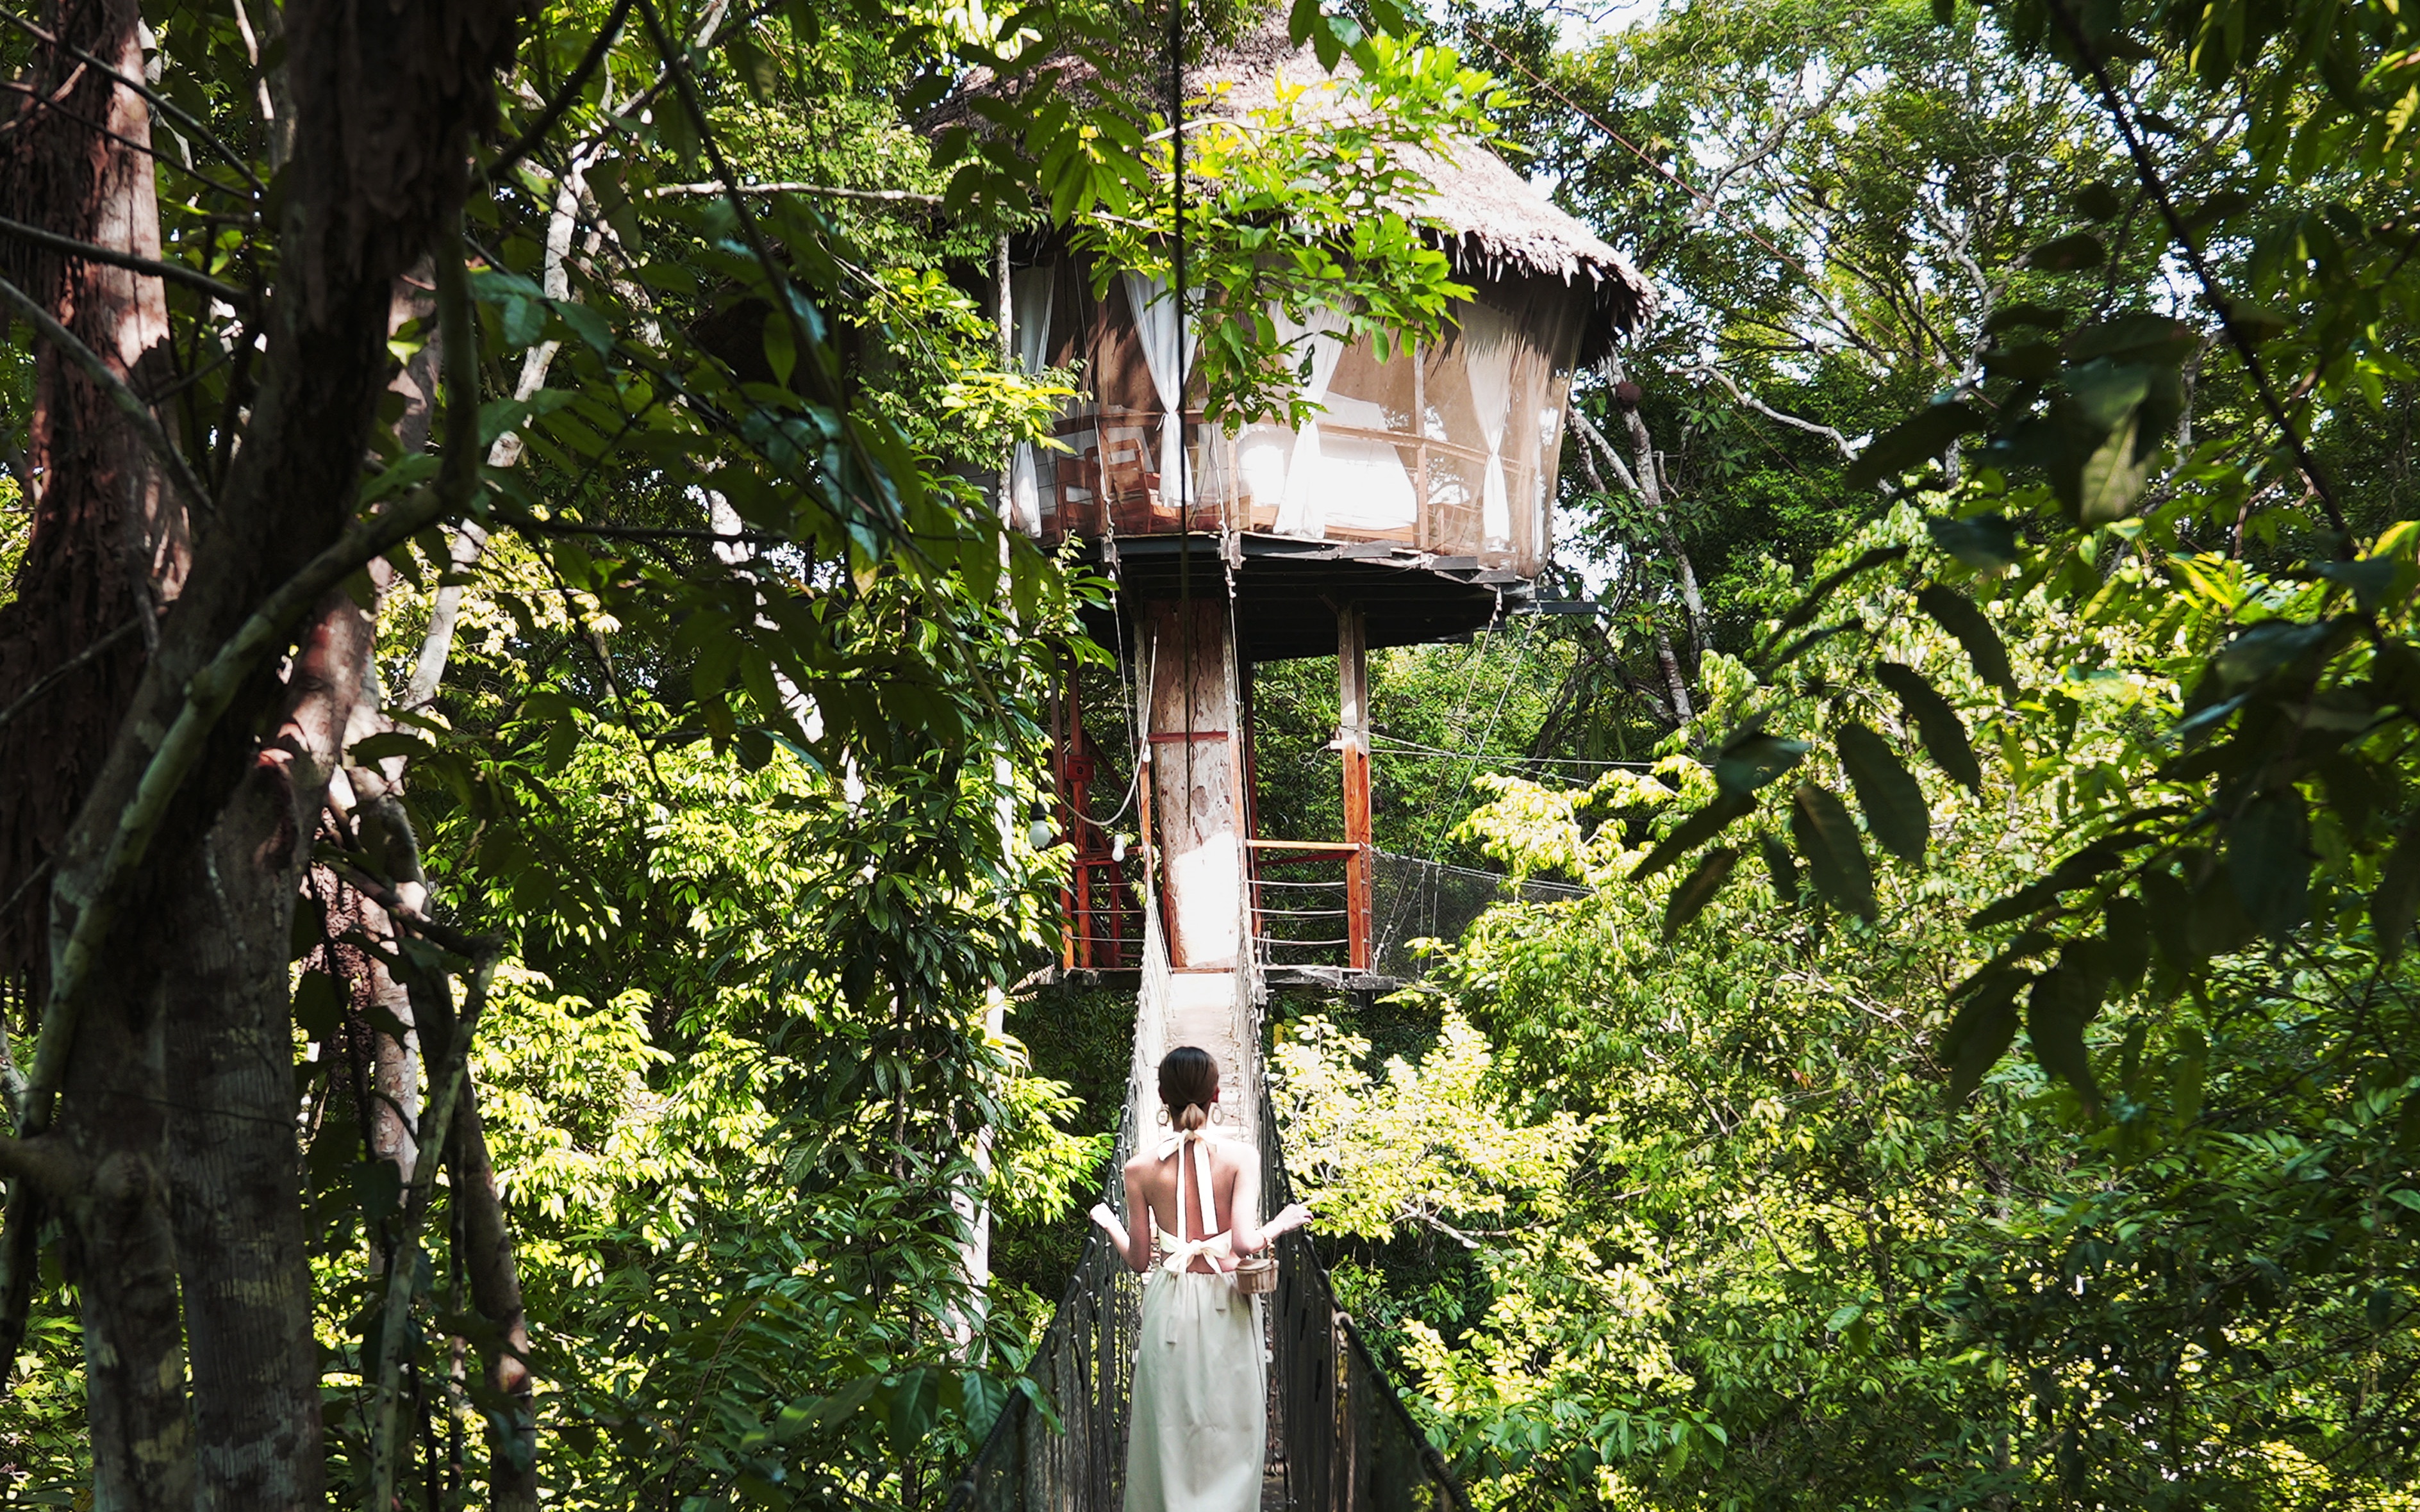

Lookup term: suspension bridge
[947,904,1468,1512]
[943,21,1651,1504]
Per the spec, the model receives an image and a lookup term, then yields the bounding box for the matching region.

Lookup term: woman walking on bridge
[1091,1046,1311,1512]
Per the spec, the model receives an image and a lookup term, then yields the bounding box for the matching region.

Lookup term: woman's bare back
[1123,1139,1247,1270]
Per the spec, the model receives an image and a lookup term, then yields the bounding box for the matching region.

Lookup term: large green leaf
[1664,847,1741,939]
[1915,586,2018,697]
[1759,832,1801,905]
[1967,844,2123,928]
[1631,791,1755,882]
[2101,895,2148,989]
[1836,723,1930,864]
[1941,969,2026,1105]
[1874,662,1982,794]
[2373,828,2420,964]
[1761,545,1912,647]
[2228,790,2311,937]
[1925,512,2021,570]
[1714,729,1811,796]
[1791,782,1877,921]
[1846,403,1986,489]
[2026,960,2107,1112]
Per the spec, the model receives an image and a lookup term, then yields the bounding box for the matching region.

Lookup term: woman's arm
[1227,1158,1312,1256]
[1090,1160,1155,1273]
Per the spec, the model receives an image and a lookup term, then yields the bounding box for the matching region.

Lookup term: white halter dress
[1124,1127,1266,1512]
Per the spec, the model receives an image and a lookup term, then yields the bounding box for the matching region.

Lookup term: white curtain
[1122,272,1199,499]
[1007,267,1056,535]
[1461,302,1518,552]
[1268,304,1351,536]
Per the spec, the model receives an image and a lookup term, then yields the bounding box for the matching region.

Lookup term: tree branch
[25,473,468,1142]
[646,180,943,205]
[2036,0,2345,539]
[0,213,251,307]
[485,0,637,185]
[0,1130,83,1196]
[1689,364,1859,461]
[0,272,215,517]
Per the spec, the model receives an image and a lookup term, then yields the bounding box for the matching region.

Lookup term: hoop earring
[1209,1103,1226,1126]
[1154,1106,1170,1127]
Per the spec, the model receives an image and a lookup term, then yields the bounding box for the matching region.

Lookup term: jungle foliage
[1255,0,2420,1505]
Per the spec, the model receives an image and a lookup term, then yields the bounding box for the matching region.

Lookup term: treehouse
[973,26,1651,992]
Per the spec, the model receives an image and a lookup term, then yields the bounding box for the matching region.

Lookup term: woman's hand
[1089,1202,1122,1234]
[1270,1202,1312,1237]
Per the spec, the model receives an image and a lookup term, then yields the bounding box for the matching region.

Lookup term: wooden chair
[1057,446,1106,536]
[1101,436,1178,533]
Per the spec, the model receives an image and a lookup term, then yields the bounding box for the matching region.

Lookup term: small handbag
[1232,1254,1278,1295]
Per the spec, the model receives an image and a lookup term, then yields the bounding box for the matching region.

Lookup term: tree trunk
[3,0,520,1502]
[0,0,185,1459]
[0,0,178,983]
[165,586,366,1511]
[451,1086,537,1511]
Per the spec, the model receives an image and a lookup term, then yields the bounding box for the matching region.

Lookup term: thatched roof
[933,22,1655,345]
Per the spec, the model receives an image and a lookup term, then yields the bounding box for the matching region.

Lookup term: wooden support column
[1146,600,1245,969]
[1338,604,1373,971]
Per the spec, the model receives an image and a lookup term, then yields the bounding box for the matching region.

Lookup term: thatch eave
[928,23,1655,350]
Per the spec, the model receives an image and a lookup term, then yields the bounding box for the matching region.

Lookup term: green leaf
[1630,791,1755,883]
[1714,729,1809,797]
[2187,858,2259,959]
[292,970,344,1038]
[1984,302,2070,335]
[2026,960,2107,1112]
[1926,512,2020,570]
[1941,969,2025,1105]
[2318,557,2396,611]
[1846,404,1985,489]
[1967,845,2123,928]
[1791,782,1877,922]
[501,294,545,348]
[1915,585,2018,697]
[349,731,435,766]
[1663,847,1740,939]
[2373,828,2420,964]
[1763,545,1910,646]
[2075,404,2152,523]
[2070,181,2125,220]
[1873,662,1981,794]
[1836,723,1929,864]
[2228,790,2310,937]
[1759,832,1800,905]
[2026,232,2107,270]
[2102,895,2148,989]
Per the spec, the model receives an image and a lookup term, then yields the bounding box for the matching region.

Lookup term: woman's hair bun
[1159,1046,1218,1126]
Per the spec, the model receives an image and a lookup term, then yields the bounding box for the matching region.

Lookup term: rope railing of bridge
[947,922,1469,1511]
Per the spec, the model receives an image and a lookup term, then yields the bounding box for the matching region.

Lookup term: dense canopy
[3,0,2419,1506]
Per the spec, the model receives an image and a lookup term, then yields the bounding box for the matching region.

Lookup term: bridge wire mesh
[947,962,1469,1511]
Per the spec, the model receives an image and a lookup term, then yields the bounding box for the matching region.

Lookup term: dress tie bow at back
[1148,1127,1237,1340]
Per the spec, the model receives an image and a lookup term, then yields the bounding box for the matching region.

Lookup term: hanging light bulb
[1029,818,1056,851]
[1111,834,1128,864]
